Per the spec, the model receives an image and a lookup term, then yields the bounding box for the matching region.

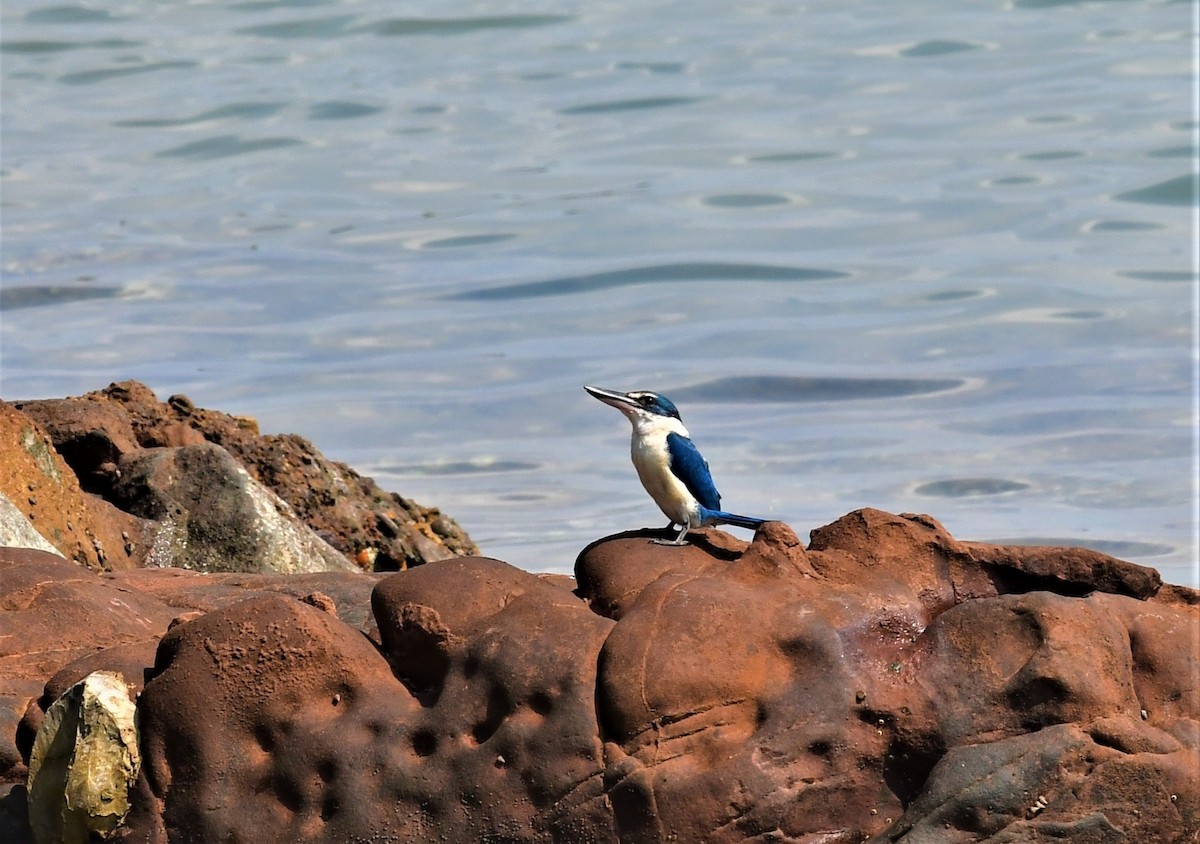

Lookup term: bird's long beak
[584,385,638,414]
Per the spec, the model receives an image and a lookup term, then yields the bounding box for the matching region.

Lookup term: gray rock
[0,494,62,558]
[111,443,357,574]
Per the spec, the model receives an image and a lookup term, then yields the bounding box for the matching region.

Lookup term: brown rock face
[93,511,1194,843]
[0,549,177,787]
[5,510,1196,842]
[9,381,477,570]
[0,548,383,794]
[126,558,615,843]
[0,403,146,571]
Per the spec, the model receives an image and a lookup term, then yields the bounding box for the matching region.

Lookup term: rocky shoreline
[2,381,475,575]
[1,385,1196,842]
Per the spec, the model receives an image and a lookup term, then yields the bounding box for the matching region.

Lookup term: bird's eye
[639,396,655,406]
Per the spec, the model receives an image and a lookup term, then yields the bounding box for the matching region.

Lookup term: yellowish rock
[27,670,141,843]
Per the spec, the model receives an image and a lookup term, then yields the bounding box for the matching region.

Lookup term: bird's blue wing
[666,432,721,511]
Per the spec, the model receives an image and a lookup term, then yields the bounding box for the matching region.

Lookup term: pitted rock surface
[85,510,1195,843]
[128,562,616,843]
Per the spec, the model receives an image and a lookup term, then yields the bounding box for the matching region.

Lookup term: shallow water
[1,0,1196,585]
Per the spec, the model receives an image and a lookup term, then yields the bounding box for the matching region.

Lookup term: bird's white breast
[628,414,698,525]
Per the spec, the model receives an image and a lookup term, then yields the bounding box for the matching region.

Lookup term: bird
[584,385,766,545]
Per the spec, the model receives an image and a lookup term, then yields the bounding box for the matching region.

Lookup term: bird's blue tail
[701,508,767,531]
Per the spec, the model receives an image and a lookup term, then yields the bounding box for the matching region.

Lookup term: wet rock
[13,382,477,570]
[26,671,140,844]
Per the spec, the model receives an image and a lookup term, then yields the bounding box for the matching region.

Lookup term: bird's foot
[650,523,691,546]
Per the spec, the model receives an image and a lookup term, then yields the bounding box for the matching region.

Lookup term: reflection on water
[703,193,791,208]
[899,40,984,58]
[1,0,1193,584]
[59,61,196,85]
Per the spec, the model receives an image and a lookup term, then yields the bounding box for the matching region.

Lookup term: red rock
[0,402,148,570]
[120,558,616,843]
[105,567,381,639]
[128,594,406,843]
[0,548,176,784]
[5,509,1196,843]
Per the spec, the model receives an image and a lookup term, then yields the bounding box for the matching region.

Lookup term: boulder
[0,547,382,794]
[124,558,615,843]
[14,381,477,570]
[114,511,1196,842]
[26,671,141,844]
[110,442,357,574]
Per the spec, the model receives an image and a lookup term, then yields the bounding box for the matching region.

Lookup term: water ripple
[237,15,357,38]
[156,134,303,160]
[309,100,383,120]
[1086,220,1163,232]
[230,0,329,11]
[59,61,196,85]
[702,193,790,208]
[1014,0,1127,7]
[668,375,965,403]
[1,285,122,310]
[616,60,686,74]
[915,478,1029,497]
[747,151,837,163]
[366,15,571,36]
[115,101,286,128]
[25,6,119,23]
[450,262,848,300]
[559,96,704,115]
[1118,270,1194,283]
[1148,145,1194,159]
[421,234,516,249]
[1115,174,1196,206]
[900,39,983,58]
[1,38,141,53]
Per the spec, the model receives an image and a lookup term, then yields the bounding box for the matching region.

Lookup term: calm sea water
[1,0,1196,585]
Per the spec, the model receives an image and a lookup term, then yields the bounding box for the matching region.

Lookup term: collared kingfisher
[584,385,766,545]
